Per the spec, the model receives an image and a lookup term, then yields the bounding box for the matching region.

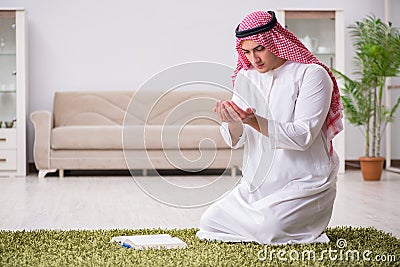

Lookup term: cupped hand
[214,100,242,125]
[214,100,265,136]
[225,101,256,125]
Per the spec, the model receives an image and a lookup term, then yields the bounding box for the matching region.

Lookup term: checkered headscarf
[234,10,343,155]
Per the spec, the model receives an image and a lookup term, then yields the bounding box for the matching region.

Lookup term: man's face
[240,40,282,73]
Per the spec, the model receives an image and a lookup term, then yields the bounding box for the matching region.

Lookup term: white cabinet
[276,9,345,173]
[0,9,27,176]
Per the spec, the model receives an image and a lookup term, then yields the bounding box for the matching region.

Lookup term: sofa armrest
[30,111,53,170]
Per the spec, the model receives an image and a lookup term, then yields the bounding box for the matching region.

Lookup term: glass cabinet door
[0,9,26,176]
[284,11,336,69]
[0,11,16,128]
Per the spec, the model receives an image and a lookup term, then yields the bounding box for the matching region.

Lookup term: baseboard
[28,161,400,175]
[27,163,237,176]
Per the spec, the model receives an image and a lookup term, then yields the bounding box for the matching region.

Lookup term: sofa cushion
[51,126,123,149]
[52,125,229,150]
[125,125,228,150]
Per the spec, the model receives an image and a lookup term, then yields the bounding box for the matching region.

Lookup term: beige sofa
[30,90,243,178]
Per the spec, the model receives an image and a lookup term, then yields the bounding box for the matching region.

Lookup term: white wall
[0,0,398,162]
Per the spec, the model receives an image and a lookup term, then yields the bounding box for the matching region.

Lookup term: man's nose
[251,53,260,63]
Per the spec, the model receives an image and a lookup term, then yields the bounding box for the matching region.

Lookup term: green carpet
[0,227,398,266]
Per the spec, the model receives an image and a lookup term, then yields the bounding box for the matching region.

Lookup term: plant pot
[359,157,385,181]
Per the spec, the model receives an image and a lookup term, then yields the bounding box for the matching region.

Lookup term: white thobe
[196,61,339,244]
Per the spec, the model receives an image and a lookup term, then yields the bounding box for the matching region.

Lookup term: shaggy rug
[0,227,398,266]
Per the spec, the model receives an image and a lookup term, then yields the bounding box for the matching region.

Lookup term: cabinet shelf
[0,90,16,93]
[314,53,335,56]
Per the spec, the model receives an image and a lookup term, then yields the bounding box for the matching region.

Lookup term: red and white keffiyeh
[233,10,343,155]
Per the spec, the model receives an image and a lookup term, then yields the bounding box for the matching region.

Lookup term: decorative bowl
[4,121,14,128]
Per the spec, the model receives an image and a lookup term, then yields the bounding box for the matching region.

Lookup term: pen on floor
[122,242,131,249]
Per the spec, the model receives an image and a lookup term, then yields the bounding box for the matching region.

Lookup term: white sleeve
[219,71,249,149]
[268,66,332,151]
[220,122,247,149]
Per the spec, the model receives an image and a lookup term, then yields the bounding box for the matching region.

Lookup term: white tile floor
[0,170,399,238]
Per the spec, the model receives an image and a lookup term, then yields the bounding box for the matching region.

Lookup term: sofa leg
[38,169,57,179]
[59,169,64,178]
[231,167,237,177]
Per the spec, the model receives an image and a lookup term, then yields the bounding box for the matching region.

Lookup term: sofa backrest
[53,90,232,127]
[54,91,134,127]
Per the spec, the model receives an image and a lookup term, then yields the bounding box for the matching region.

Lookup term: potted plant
[334,14,400,181]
